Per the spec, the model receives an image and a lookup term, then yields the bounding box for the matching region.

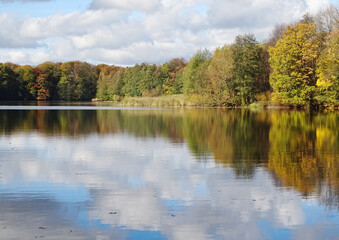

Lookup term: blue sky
[0,0,91,17]
[0,0,337,65]
[1,0,337,17]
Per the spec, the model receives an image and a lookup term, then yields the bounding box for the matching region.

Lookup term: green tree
[97,65,124,100]
[257,44,271,94]
[15,65,37,100]
[96,65,112,100]
[183,49,211,94]
[58,62,76,101]
[58,61,97,101]
[232,34,263,105]
[139,64,158,96]
[0,63,21,100]
[269,24,321,107]
[57,76,72,100]
[122,65,142,97]
[109,68,125,98]
[158,63,170,94]
[74,62,98,100]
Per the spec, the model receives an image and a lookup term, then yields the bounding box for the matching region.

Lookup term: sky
[0,0,337,66]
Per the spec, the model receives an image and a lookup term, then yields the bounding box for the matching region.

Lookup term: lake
[0,103,338,240]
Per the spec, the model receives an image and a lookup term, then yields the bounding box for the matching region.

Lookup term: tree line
[0,5,338,107]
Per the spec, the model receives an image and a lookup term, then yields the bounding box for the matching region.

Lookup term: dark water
[0,104,338,240]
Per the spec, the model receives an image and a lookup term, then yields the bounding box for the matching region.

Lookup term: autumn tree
[34,68,50,100]
[37,62,61,100]
[207,45,235,105]
[269,24,321,107]
[161,58,186,95]
[316,28,339,105]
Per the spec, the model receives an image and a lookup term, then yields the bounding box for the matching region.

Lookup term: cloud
[208,0,316,29]
[0,0,332,65]
[0,13,42,48]
[89,0,160,12]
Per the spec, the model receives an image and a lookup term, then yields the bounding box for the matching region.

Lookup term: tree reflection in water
[0,108,338,208]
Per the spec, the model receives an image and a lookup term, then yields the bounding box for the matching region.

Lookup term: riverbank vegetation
[0,5,338,108]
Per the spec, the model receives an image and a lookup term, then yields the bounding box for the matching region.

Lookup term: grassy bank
[97,95,208,107]
[93,94,339,110]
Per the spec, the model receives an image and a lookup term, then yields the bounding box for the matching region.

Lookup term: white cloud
[90,0,160,12]
[0,0,332,65]
[305,0,331,13]
[0,13,41,48]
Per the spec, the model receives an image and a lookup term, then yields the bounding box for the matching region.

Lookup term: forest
[0,5,338,108]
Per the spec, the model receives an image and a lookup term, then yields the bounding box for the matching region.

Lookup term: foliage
[207,45,235,105]
[34,68,50,100]
[269,24,321,107]
[162,58,186,95]
[183,49,211,95]
[37,62,61,100]
[232,34,264,105]
[316,28,339,106]
[15,65,37,100]
[57,61,98,101]
[96,65,124,100]
[139,64,158,96]
[122,64,142,97]
[0,63,20,100]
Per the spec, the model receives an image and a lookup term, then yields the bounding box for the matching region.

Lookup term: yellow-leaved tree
[207,45,235,106]
[316,28,339,106]
[269,24,321,107]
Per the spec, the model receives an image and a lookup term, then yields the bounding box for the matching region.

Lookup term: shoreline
[1,95,338,110]
[92,95,339,110]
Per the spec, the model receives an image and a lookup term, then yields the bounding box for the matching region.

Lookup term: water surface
[0,105,338,240]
